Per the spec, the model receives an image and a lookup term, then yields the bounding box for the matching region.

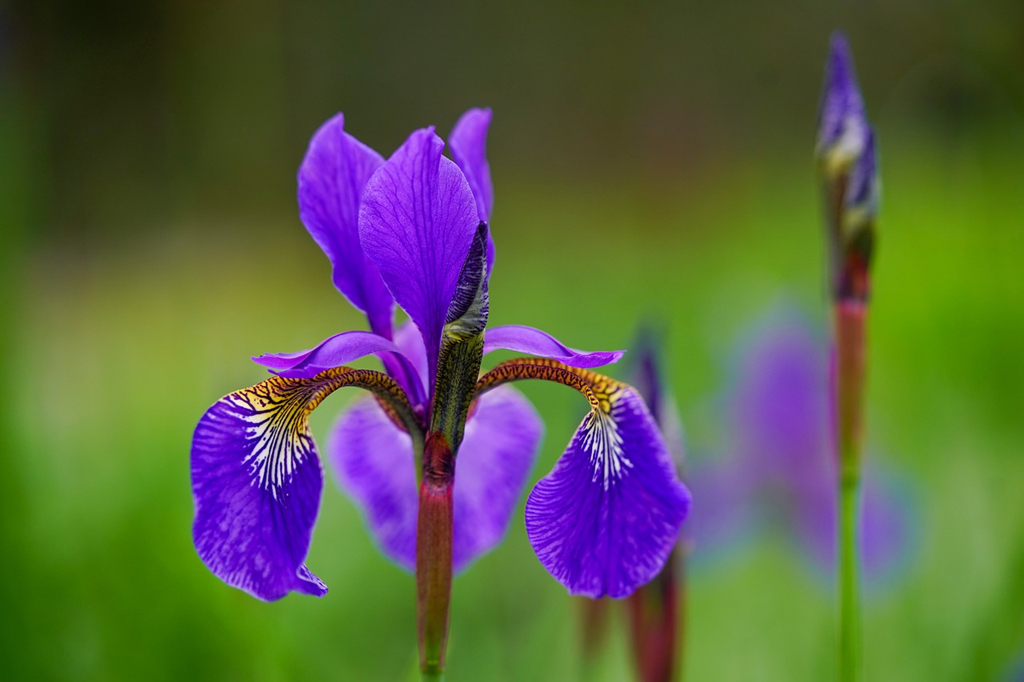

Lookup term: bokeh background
[2,1,1023,680]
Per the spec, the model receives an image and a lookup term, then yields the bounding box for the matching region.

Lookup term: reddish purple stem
[417,432,454,679]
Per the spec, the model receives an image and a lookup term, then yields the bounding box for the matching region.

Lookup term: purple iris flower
[687,309,914,583]
[190,108,691,609]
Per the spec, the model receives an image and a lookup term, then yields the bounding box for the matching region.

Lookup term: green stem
[579,597,610,681]
[421,667,445,682]
[838,473,861,682]
[835,301,867,682]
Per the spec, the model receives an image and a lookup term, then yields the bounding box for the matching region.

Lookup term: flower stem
[838,473,861,682]
[627,548,682,682]
[579,597,610,679]
[834,300,867,682]
[417,432,454,681]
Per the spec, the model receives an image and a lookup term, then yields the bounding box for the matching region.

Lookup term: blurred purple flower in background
[687,307,916,584]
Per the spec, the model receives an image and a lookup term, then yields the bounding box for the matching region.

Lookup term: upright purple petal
[330,386,542,572]
[298,113,394,336]
[453,386,542,569]
[484,325,624,369]
[449,108,494,221]
[449,108,496,271]
[251,330,425,406]
[525,387,691,598]
[191,378,333,601]
[359,128,479,388]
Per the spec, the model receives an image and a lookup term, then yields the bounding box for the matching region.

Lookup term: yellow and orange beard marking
[474,358,633,489]
[223,368,419,495]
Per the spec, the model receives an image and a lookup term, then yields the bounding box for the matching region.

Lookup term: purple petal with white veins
[191,379,331,601]
[298,113,394,336]
[251,330,425,406]
[525,386,691,598]
[330,386,542,572]
[484,325,624,368]
[449,108,496,271]
[359,128,479,387]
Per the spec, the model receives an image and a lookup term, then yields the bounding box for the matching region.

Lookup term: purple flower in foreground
[190,109,690,666]
[687,309,914,582]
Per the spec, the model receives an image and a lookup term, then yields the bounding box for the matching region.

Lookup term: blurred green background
[2,1,1023,680]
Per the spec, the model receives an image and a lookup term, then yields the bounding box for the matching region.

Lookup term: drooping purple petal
[359,128,479,388]
[449,108,496,271]
[191,378,330,601]
[484,325,624,369]
[298,113,394,336]
[329,397,418,569]
[330,386,543,572]
[525,387,691,598]
[452,385,543,569]
[251,330,424,406]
